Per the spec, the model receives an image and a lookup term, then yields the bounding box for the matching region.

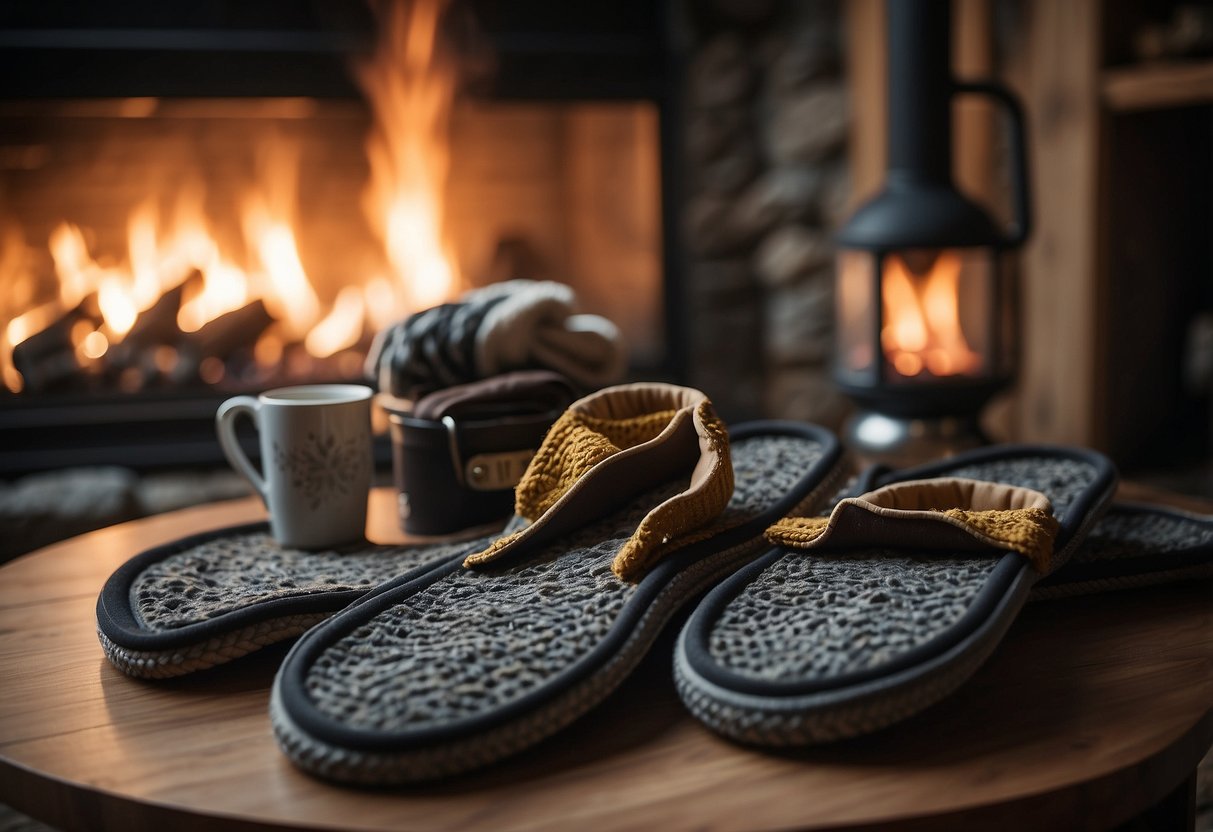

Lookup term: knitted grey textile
[302,434,824,733]
[131,533,492,631]
[367,296,506,399]
[1070,508,1213,564]
[367,281,625,399]
[706,456,1101,684]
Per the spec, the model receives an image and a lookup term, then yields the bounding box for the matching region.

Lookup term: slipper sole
[674,445,1118,746]
[96,523,497,679]
[270,423,846,783]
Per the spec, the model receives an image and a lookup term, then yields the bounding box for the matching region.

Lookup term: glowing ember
[881,251,982,378]
[79,330,109,361]
[1,0,461,394]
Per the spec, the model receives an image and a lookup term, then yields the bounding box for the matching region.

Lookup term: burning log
[10,294,102,392]
[107,277,197,372]
[11,350,86,393]
[189,299,274,358]
[154,298,273,388]
[127,274,199,347]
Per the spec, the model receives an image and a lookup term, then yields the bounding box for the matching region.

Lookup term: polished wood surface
[1,486,1211,831]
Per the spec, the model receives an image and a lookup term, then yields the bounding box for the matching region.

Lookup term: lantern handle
[952,81,1032,247]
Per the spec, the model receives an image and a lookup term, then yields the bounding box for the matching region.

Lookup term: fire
[1,0,462,395]
[240,134,322,339]
[881,251,982,378]
[358,0,460,311]
[177,259,249,334]
[97,277,138,338]
[306,287,366,358]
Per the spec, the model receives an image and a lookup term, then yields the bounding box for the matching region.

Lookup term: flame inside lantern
[880,250,983,379]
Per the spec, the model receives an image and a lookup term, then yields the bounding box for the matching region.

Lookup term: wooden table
[1,485,1211,831]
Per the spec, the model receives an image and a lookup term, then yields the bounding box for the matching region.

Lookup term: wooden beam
[952,0,998,211]
[844,0,887,208]
[1003,0,1104,447]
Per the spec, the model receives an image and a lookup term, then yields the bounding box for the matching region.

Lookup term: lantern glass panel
[835,248,878,386]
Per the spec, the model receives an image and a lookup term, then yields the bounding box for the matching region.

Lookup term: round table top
[1,486,1211,832]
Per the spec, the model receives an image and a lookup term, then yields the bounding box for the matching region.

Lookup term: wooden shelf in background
[1102,59,1213,111]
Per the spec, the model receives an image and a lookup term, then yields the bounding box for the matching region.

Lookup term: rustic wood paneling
[1003,0,1104,447]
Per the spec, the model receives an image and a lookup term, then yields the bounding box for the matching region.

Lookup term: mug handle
[215,396,268,504]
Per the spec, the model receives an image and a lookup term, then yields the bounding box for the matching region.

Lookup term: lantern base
[843,410,988,469]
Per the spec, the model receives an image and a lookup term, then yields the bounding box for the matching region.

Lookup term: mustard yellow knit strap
[463,383,734,582]
[764,477,1061,573]
[610,399,733,580]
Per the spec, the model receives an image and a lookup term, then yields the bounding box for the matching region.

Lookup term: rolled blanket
[367,280,628,400]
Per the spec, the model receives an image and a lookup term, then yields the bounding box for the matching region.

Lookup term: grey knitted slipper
[270,407,845,784]
[97,524,495,679]
[1031,501,1213,599]
[674,444,1117,747]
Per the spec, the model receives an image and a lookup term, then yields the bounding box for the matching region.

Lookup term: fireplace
[833,0,1028,463]
[0,1,671,473]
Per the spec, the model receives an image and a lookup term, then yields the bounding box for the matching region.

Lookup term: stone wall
[678,0,851,427]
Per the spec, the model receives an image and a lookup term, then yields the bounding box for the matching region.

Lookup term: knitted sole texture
[271,426,844,784]
[674,445,1119,747]
[96,525,498,679]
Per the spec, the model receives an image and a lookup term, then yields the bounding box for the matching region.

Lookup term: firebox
[833,0,1029,461]
[0,1,673,473]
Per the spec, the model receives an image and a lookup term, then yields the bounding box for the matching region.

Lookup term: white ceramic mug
[216,384,373,549]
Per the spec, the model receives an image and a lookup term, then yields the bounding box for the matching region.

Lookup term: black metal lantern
[834,0,1029,458]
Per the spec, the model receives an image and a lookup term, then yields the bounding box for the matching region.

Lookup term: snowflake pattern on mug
[274,432,368,510]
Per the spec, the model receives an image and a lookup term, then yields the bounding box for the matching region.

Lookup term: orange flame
[358,0,460,310]
[0,231,39,392]
[240,134,321,339]
[306,286,366,358]
[881,251,982,378]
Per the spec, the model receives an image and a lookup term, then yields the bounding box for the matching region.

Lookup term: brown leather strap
[388,410,560,536]
[380,372,576,536]
[411,370,576,421]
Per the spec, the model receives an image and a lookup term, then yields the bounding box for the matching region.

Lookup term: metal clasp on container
[442,416,534,491]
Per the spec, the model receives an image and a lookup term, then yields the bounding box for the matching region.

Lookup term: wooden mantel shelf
[1102,59,1213,111]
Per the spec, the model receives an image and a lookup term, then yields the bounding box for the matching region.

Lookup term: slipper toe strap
[463,383,733,581]
[766,477,1060,573]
